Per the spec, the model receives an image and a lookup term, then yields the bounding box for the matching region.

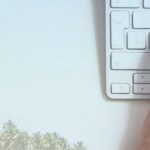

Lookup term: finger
[139,111,150,150]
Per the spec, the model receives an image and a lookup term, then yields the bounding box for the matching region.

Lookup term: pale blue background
[0,0,150,150]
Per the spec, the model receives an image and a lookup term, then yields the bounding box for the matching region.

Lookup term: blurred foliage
[0,121,87,150]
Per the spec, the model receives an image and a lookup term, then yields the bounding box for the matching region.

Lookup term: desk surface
[0,0,149,150]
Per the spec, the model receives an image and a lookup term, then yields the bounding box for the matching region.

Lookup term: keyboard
[106,0,150,99]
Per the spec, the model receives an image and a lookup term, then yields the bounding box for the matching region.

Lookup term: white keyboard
[106,0,150,99]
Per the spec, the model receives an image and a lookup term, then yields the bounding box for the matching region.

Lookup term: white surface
[0,0,150,150]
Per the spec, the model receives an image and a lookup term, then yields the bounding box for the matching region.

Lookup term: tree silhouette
[73,142,86,150]
[0,120,29,150]
[32,132,43,150]
[0,121,87,150]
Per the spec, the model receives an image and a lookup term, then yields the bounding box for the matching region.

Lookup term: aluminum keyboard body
[106,0,150,99]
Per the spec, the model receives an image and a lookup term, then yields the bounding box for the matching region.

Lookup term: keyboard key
[134,84,150,94]
[111,52,150,70]
[144,0,150,8]
[149,33,150,49]
[134,74,150,83]
[133,11,150,28]
[127,32,146,49]
[111,11,129,49]
[111,83,130,94]
[111,0,140,8]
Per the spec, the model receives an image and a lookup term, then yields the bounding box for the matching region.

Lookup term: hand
[139,111,150,150]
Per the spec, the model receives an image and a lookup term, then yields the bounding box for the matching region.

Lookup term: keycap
[111,11,129,49]
[133,11,150,28]
[134,74,150,83]
[127,32,146,49]
[134,84,150,94]
[111,0,140,8]
[111,83,130,94]
[144,0,150,8]
[111,52,150,70]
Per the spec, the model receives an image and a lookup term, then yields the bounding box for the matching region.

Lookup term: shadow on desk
[91,0,106,99]
[92,0,150,149]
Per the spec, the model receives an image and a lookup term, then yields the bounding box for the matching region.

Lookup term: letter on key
[111,11,129,49]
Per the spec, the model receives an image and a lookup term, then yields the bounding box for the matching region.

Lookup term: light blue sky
[0,0,103,149]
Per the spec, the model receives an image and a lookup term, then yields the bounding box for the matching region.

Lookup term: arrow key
[134,84,150,94]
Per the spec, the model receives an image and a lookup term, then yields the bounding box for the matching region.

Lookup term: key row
[111,11,150,49]
[112,73,150,94]
[111,0,150,8]
[111,83,150,94]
